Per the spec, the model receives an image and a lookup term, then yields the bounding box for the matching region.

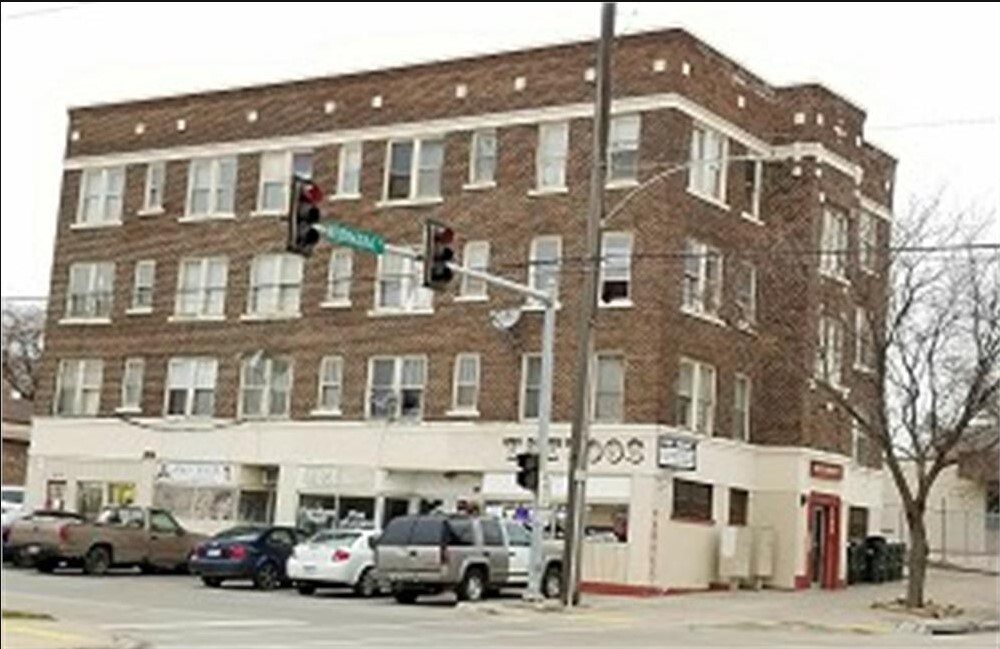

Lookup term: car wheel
[201,576,222,588]
[83,546,111,576]
[296,583,316,596]
[253,562,280,591]
[354,567,378,598]
[139,562,158,575]
[457,567,486,602]
[542,564,562,599]
[35,558,55,573]
[14,550,35,569]
[393,588,418,604]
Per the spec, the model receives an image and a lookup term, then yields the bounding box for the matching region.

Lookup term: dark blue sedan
[190,525,300,590]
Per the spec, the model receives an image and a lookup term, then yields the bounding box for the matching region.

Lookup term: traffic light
[515,452,539,492]
[287,177,323,255]
[423,220,455,289]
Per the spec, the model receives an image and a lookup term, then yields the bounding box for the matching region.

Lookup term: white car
[287,528,381,597]
[1,487,26,528]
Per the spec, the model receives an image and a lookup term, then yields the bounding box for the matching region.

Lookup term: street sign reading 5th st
[316,222,385,255]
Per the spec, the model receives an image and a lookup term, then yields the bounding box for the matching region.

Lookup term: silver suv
[374,514,562,603]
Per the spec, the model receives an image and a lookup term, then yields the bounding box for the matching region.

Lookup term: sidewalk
[1,616,138,649]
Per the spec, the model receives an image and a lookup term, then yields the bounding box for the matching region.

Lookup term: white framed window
[520,354,542,420]
[174,257,227,318]
[367,356,427,420]
[186,156,237,217]
[143,162,166,213]
[384,138,445,201]
[608,114,641,183]
[248,254,303,317]
[55,359,103,416]
[469,129,497,186]
[815,314,845,387]
[735,261,757,325]
[682,239,722,317]
[120,358,145,412]
[77,166,125,225]
[676,358,716,435]
[858,210,877,273]
[855,307,875,371]
[66,262,115,320]
[528,236,562,304]
[164,357,217,417]
[451,353,481,414]
[316,356,343,414]
[536,121,569,190]
[459,241,490,299]
[374,249,432,313]
[688,124,727,202]
[325,249,353,307]
[599,232,632,305]
[851,420,867,464]
[240,355,293,419]
[131,260,155,311]
[820,206,850,280]
[593,354,625,422]
[258,151,289,213]
[740,158,762,220]
[337,142,362,197]
[733,373,751,441]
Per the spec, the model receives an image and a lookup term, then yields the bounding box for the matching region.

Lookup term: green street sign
[317,222,385,255]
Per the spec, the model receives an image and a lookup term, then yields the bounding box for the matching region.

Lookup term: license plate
[206,548,222,558]
[27,545,40,555]
[303,564,317,573]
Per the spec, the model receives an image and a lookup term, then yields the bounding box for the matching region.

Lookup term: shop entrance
[807,492,842,589]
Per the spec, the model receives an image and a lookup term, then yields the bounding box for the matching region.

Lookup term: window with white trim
[367,356,427,420]
[459,241,490,299]
[186,157,236,217]
[682,239,722,317]
[676,358,716,434]
[593,354,624,422]
[851,419,867,464]
[735,261,757,325]
[77,167,125,225]
[608,114,640,182]
[120,358,144,411]
[452,354,480,413]
[258,151,288,212]
[688,125,727,202]
[325,249,353,306]
[599,232,632,305]
[469,129,497,185]
[337,142,362,196]
[536,121,569,190]
[521,354,542,420]
[740,158,762,219]
[55,359,103,416]
[815,314,845,387]
[66,262,115,319]
[374,249,432,313]
[143,162,165,212]
[733,373,751,441]
[130,260,155,311]
[316,356,343,414]
[859,210,877,273]
[165,357,217,417]
[855,307,875,371]
[528,236,561,304]
[249,254,303,317]
[240,355,292,419]
[175,257,227,318]
[384,138,444,200]
[820,206,850,280]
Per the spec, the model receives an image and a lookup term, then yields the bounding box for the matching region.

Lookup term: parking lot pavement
[1,566,998,648]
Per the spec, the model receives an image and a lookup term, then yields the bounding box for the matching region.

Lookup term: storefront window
[76,481,104,520]
[107,482,136,506]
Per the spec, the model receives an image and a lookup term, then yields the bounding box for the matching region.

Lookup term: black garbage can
[863,535,889,583]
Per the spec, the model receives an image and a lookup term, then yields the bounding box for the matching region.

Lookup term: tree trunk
[906,511,929,608]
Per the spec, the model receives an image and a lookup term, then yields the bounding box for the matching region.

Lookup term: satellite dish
[490,308,522,331]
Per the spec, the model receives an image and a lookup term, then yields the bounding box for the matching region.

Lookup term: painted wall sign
[155,462,234,486]
[809,460,844,481]
[657,435,698,471]
[502,436,646,467]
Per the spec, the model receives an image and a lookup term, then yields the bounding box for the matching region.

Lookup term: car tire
[542,564,562,599]
[393,587,418,604]
[202,576,223,588]
[457,567,487,602]
[35,558,56,574]
[296,583,316,596]
[83,546,111,576]
[253,562,280,591]
[354,567,378,598]
[14,550,35,569]
[139,562,158,575]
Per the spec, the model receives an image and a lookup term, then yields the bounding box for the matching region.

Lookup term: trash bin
[847,540,867,584]
[863,536,889,583]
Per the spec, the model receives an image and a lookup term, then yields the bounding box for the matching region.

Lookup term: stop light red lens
[301,182,324,204]
[434,227,454,245]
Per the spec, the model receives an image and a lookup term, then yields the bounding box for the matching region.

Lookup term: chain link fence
[881,503,999,573]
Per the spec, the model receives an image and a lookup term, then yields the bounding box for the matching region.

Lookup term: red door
[806,492,841,589]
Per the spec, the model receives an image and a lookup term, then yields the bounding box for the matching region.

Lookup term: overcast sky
[2,2,998,299]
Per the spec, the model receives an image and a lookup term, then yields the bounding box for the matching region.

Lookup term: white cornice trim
[859,195,893,222]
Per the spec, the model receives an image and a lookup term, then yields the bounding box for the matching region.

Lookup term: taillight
[195,545,207,558]
[332,548,350,562]
[229,544,248,560]
[57,524,70,543]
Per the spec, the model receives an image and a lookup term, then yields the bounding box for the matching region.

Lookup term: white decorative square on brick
[792,165,802,177]
[681,61,691,76]
[246,109,259,123]
[514,76,527,92]
[455,84,468,99]
[584,67,596,82]
[134,123,145,135]
[737,95,746,109]
[324,100,337,114]
[815,167,823,178]
[652,58,667,73]
[371,95,383,108]
[815,112,824,126]
[818,191,826,203]
[855,135,863,148]
[70,129,80,142]
[176,118,187,132]
[794,112,806,125]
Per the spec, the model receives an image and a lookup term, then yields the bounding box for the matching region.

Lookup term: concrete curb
[897,618,1000,635]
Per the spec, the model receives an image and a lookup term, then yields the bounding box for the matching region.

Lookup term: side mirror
[368,535,379,550]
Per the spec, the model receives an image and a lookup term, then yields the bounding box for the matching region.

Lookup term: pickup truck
[9,505,205,575]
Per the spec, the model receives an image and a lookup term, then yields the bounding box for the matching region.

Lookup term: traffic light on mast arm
[423,220,456,289]
[287,176,323,255]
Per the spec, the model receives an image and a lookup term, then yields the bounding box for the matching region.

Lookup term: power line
[2,2,98,21]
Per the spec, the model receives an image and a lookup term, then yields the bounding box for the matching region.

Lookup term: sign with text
[318,222,385,255]
[657,435,698,471]
[155,462,234,486]
[810,460,844,481]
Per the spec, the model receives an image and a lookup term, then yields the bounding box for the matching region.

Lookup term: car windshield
[308,530,361,546]
[1,489,24,504]
[213,526,266,541]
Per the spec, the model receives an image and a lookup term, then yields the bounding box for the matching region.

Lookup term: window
[676,358,716,434]
[258,151,289,212]
[410,519,444,546]
[66,262,115,319]
[367,356,427,420]
[77,167,125,225]
[469,129,497,185]
[451,354,480,413]
[375,249,432,313]
[528,236,561,303]
[521,354,542,420]
[481,518,504,546]
[682,239,722,317]
[848,506,869,539]
[740,159,762,219]
[851,420,867,465]
[337,142,362,196]
[729,488,749,526]
[131,260,155,311]
[815,315,845,387]
[735,261,757,325]
[859,210,877,273]
[688,125,727,202]
[249,254,303,317]
[384,138,444,201]
[459,241,490,299]
[175,257,227,318]
[733,374,751,441]
[505,521,531,547]
[120,358,144,411]
[186,156,236,217]
[149,511,180,535]
[316,356,343,414]
[240,355,292,419]
[143,162,166,212]
[593,354,624,422]
[165,358,217,417]
[55,359,103,416]
[325,250,353,306]
[600,232,632,305]
[673,479,713,522]
[536,121,569,190]
[608,114,640,182]
[820,206,850,280]
[855,307,875,371]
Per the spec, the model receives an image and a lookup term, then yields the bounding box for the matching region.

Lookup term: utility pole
[562,1,615,607]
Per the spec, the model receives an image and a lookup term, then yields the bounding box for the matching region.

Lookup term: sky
[2,2,998,299]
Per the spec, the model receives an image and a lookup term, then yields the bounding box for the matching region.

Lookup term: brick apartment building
[27,28,895,592]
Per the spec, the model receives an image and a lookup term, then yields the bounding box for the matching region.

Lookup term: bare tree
[2,301,46,401]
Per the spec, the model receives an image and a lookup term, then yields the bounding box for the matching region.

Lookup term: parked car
[4,510,85,565]
[190,525,300,591]
[1,487,26,528]
[287,528,382,597]
[375,514,563,603]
